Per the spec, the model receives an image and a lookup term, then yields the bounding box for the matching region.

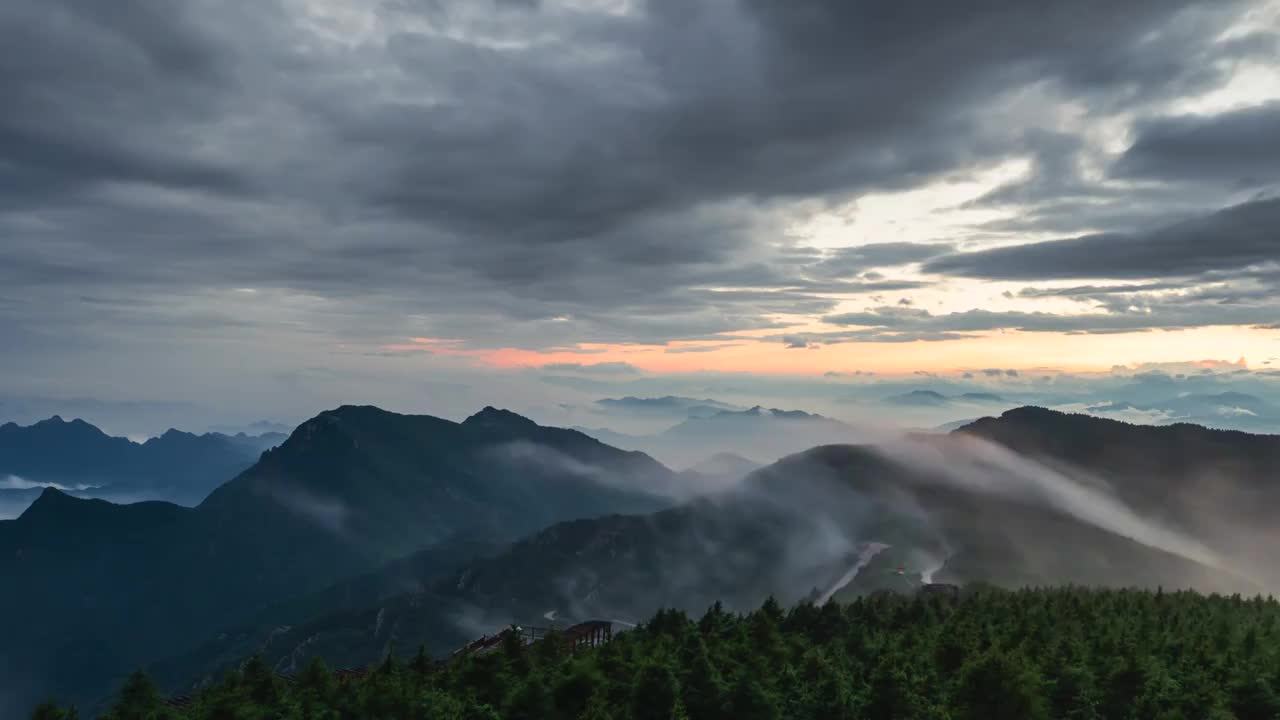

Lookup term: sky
[2,0,1279,436]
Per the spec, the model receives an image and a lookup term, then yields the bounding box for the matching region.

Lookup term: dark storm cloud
[1115,102,1280,187]
[954,128,1212,238]
[0,0,1274,375]
[970,196,1203,239]
[344,0,1223,268]
[925,197,1280,280]
[0,0,255,203]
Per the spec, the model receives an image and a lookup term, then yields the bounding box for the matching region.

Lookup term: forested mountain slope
[0,405,674,716]
[152,408,1266,696]
[62,588,1280,720]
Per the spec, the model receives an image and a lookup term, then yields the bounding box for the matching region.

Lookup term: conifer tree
[103,670,166,720]
[411,644,432,676]
[631,662,680,720]
[505,674,553,720]
[681,638,727,720]
[726,672,781,720]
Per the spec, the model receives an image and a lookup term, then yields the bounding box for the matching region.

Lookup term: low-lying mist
[1,474,92,492]
[874,434,1224,571]
[140,409,1280,689]
[620,414,1272,601]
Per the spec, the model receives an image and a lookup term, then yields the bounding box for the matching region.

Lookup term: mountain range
[0,416,285,514]
[884,389,1009,407]
[1083,390,1280,433]
[7,403,1280,717]
[146,408,1277,705]
[577,405,856,468]
[0,405,673,715]
[592,395,741,420]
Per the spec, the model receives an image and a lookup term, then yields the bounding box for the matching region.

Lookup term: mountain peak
[32,414,83,429]
[157,428,197,441]
[282,405,402,437]
[999,405,1062,421]
[951,405,1062,431]
[31,414,94,428]
[35,485,66,500]
[703,406,830,422]
[687,452,760,478]
[463,406,539,430]
[767,408,824,420]
[18,486,77,521]
[323,405,399,420]
[886,389,950,406]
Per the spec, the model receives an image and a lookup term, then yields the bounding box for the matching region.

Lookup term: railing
[450,620,616,658]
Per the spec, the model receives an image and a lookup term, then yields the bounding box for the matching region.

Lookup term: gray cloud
[982,369,1020,378]
[777,326,981,344]
[925,197,1280,280]
[662,343,744,354]
[1014,281,1194,299]
[3,1,1263,293]
[807,243,955,278]
[824,293,1280,337]
[1115,102,1280,187]
[967,130,1098,210]
[0,0,1277,412]
[0,0,254,205]
[778,335,819,348]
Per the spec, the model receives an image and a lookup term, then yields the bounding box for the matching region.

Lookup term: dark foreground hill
[0,405,674,717]
[0,416,284,510]
[152,408,1271,695]
[58,588,1280,720]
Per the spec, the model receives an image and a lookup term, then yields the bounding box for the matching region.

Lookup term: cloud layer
[1,0,1278,417]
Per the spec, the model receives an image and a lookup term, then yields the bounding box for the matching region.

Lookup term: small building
[920,583,961,601]
[562,620,612,651]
